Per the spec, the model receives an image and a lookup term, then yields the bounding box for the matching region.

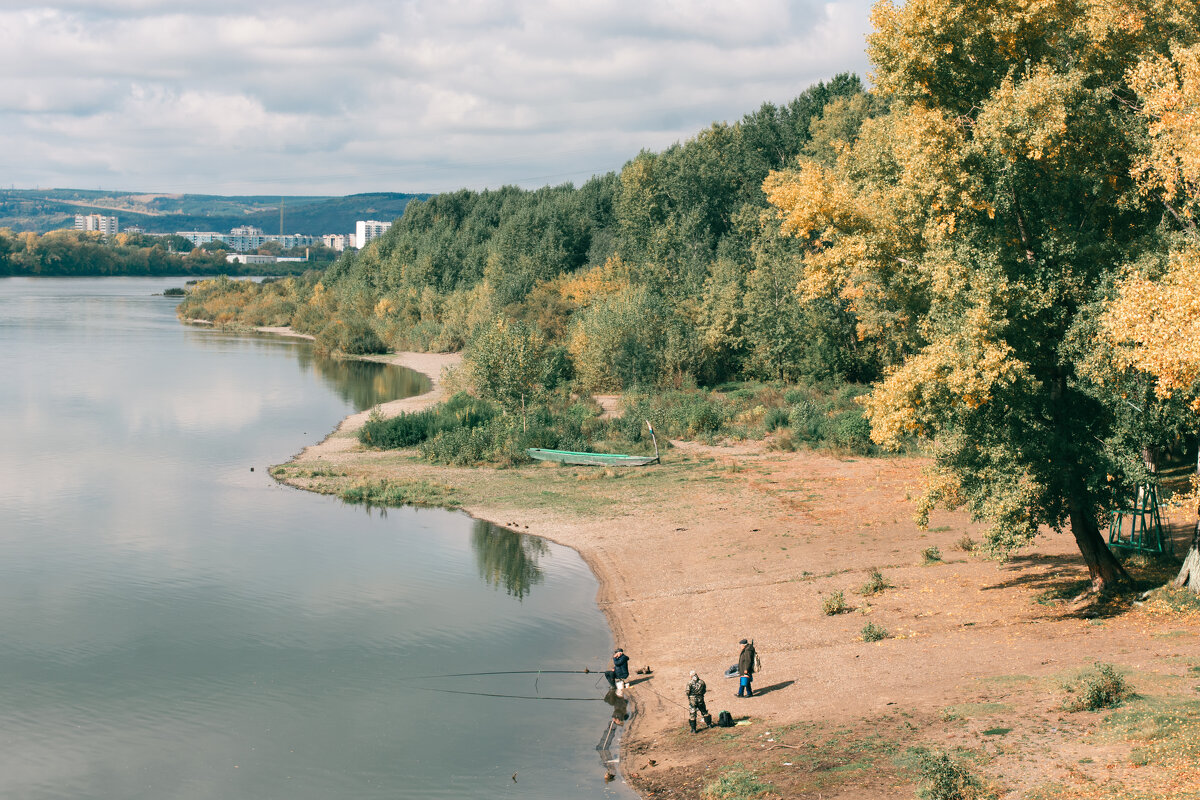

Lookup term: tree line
[0,229,331,277]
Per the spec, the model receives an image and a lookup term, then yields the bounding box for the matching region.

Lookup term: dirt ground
[272,347,1200,800]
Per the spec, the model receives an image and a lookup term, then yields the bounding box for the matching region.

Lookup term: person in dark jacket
[605,647,630,689]
[686,671,713,732]
[736,639,756,697]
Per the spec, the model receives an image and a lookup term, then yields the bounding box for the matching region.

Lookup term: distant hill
[0,189,430,235]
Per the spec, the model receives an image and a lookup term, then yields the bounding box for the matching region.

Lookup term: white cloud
[0,0,873,194]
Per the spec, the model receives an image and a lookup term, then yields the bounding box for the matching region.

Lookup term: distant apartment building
[75,213,119,235]
[178,229,317,251]
[226,254,309,265]
[355,220,391,249]
[322,234,349,252]
[177,231,225,246]
[123,225,145,234]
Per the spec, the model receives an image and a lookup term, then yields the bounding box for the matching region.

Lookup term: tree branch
[1011,185,1038,264]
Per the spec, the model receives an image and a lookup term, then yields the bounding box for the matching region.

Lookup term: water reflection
[296,348,431,410]
[471,520,549,600]
[182,327,430,412]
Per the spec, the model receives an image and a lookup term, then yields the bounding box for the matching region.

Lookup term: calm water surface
[0,277,632,800]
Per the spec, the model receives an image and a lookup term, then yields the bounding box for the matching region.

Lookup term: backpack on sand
[716,710,734,728]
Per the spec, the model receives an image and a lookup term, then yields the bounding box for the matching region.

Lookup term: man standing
[737,638,756,697]
[685,671,713,732]
[605,647,630,690]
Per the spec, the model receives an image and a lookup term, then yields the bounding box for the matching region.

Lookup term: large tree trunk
[1174,523,1200,593]
[1067,490,1132,594]
[1173,438,1200,594]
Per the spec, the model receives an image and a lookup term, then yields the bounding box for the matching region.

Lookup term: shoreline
[257,327,1200,799]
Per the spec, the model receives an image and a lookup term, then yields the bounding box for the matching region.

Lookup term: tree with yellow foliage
[1105,41,1200,592]
[767,0,1200,592]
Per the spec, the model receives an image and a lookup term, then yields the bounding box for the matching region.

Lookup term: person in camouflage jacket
[686,671,713,733]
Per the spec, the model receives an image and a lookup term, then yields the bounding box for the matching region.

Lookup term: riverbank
[269,343,1200,799]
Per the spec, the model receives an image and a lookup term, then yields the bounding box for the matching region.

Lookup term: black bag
[716,710,734,728]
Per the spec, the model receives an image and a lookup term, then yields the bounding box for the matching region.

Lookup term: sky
[1,1,875,197]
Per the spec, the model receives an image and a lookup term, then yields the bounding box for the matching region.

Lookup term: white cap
[689,670,697,677]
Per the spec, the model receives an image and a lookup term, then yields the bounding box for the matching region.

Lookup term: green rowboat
[525,448,659,467]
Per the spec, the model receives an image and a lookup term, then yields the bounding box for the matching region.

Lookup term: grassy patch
[700,764,775,800]
[1141,585,1200,615]
[921,546,943,565]
[909,748,993,800]
[941,702,1012,721]
[337,479,459,509]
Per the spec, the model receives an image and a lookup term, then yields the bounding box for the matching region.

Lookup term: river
[0,277,632,800]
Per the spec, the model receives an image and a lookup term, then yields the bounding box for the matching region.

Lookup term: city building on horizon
[355,220,391,249]
[322,234,349,252]
[176,229,318,251]
[75,213,118,235]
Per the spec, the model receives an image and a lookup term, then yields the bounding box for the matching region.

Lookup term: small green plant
[913,749,990,800]
[955,535,976,553]
[861,621,888,642]
[822,590,850,616]
[701,764,774,800]
[1063,662,1131,711]
[859,568,892,596]
[921,546,943,565]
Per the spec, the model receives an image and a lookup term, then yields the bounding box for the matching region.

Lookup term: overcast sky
[2,1,874,196]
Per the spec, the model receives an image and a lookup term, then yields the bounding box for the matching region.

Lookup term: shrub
[861,621,888,642]
[163,286,185,296]
[822,590,850,616]
[859,568,891,596]
[358,393,497,450]
[955,535,977,553]
[315,316,387,355]
[832,408,873,453]
[914,749,990,800]
[1064,663,1131,712]
[763,405,790,431]
[921,546,943,565]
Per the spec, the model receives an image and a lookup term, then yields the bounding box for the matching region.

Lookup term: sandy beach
[268,339,1200,799]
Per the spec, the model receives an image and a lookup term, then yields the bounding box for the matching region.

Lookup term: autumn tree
[1104,41,1200,592]
[768,0,1200,591]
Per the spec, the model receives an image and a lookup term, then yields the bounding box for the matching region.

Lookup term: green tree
[466,316,550,411]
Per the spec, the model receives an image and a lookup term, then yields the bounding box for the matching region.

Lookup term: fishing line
[418,687,607,701]
[639,681,691,711]
[399,669,597,681]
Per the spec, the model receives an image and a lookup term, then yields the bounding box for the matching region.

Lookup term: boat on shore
[526,448,660,466]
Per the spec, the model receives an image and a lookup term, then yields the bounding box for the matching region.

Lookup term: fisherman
[686,671,713,732]
[736,638,757,697]
[605,647,630,690]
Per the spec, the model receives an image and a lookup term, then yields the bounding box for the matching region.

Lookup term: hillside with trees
[0,190,427,235]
